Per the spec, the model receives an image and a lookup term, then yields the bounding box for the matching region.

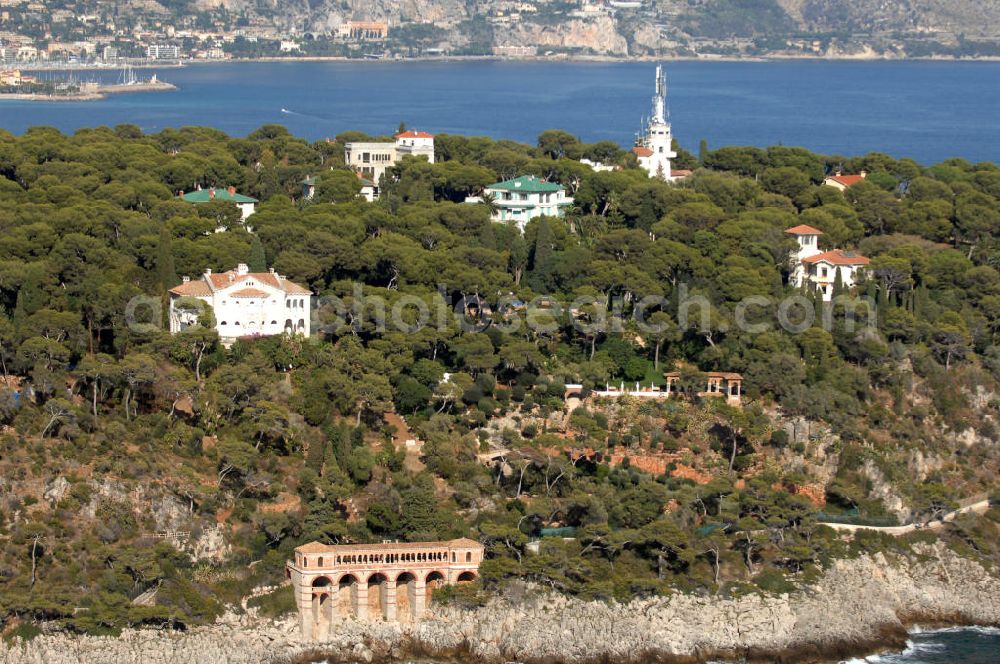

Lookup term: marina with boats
[0,63,176,101]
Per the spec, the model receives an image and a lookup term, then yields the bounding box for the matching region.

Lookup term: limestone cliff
[500,17,630,57]
[3,544,997,663]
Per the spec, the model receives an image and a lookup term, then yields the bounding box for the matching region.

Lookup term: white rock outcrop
[2,545,998,664]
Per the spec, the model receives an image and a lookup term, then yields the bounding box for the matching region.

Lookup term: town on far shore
[0,0,996,68]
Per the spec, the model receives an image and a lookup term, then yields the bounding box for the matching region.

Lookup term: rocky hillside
[178,0,1000,57]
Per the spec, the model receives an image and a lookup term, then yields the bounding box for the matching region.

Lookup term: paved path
[818,500,991,535]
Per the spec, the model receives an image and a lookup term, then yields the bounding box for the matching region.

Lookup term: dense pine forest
[0,124,998,639]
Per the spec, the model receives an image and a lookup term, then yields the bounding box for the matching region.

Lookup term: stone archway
[368,573,389,619]
[425,570,445,608]
[338,574,359,618]
[395,572,417,622]
[311,576,334,634]
[457,571,477,583]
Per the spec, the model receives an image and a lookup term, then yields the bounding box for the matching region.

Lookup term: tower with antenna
[633,64,677,180]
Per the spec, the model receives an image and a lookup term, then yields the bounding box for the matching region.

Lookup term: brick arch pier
[286,538,484,640]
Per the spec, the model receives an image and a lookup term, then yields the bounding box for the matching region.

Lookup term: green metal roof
[180,188,258,204]
[301,176,317,186]
[487,175,564,193]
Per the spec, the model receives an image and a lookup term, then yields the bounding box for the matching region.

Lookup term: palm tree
[479,190,499,218]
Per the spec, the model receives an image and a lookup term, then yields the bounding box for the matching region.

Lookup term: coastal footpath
[2,543,998,664]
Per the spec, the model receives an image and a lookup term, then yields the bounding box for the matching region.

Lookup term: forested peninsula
[0,125,998,662]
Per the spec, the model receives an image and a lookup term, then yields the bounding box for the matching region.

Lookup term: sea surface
[843,626,1000,664]
[2,60,999,164]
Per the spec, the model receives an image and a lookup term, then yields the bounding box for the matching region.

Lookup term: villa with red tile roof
[786,225,869,301]
[823,171,867,191]
[344,129,435,191]
[168,263,311,343]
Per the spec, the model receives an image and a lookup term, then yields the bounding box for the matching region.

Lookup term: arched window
[318,557,324,566]
[466,551,472,562]
[221,321,227,326]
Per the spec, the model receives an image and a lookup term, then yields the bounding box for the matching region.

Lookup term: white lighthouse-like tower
[634,64,677,180]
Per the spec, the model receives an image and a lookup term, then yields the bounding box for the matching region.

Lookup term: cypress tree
[156,225,179,290]
[248,235,267,272]
[699,139,709,165]
[528,218,554,292]
[832,269,845,304]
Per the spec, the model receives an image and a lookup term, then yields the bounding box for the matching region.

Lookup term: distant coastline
[16,52,1000,74]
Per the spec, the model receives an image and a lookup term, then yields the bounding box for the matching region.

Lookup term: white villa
[344,130,435,187]
[633,64,680,181]
[476,175,574,231]
[786,225,870,301]
[168,263,312,343]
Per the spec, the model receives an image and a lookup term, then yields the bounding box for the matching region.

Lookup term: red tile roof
[632,146,653,157]
[169,281,211,297]
[395,130,434,139]
[825,174,866,187]
[170,269,311,296]
[802,249,870,266]
[785,224,824,235]
[229,288,270,298]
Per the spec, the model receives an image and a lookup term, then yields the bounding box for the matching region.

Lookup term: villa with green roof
[477,175,574,231]
[179,186,259,221]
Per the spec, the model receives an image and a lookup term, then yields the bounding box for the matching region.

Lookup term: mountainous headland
[0,108,999,663]
[3,0,1000,66]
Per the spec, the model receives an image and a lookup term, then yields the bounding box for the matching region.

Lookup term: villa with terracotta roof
[823,170,867,191]
[168,263,311,343]
[178,185,258,221]
[344,130,435,187]
[786,225,869,301]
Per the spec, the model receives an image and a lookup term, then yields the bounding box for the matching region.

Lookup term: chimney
[204,268,212,276]
[860,170,868,178]
[236,263,249,275]
[182,276,190,283]
[228,185,236,195]
[209,188,215,200]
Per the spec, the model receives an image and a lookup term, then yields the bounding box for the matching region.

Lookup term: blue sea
[1,60,999,164]
[844,626,1000,664]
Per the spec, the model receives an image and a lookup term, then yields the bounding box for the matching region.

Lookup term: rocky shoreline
[2,543,998,664]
